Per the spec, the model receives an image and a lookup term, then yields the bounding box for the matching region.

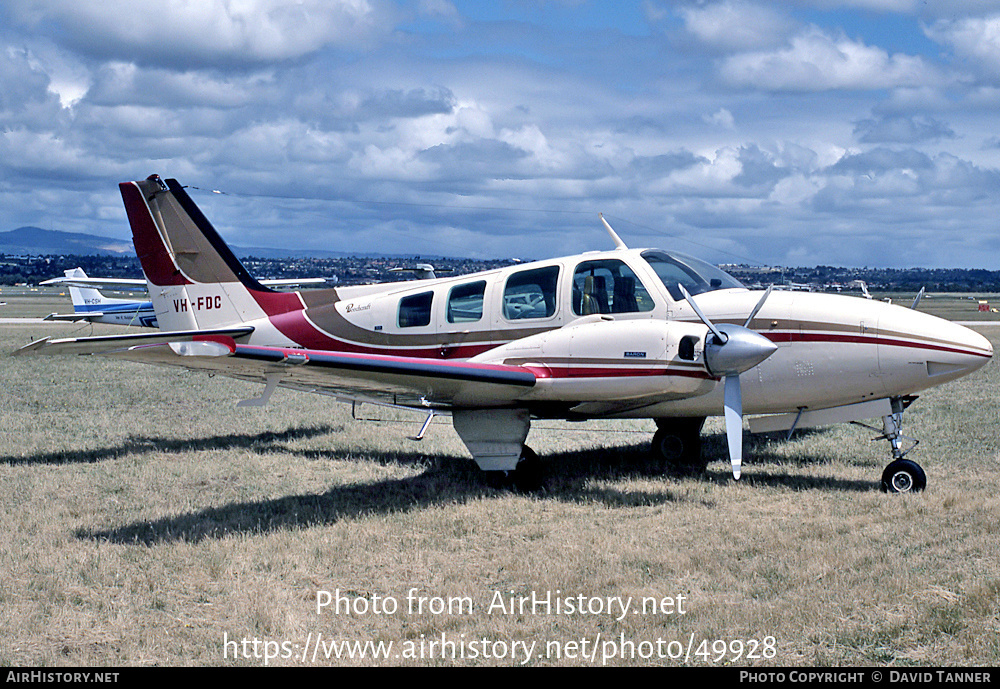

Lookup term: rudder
[119,175,302,332]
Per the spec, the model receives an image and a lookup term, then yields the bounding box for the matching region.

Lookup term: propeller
[678,285,777,479]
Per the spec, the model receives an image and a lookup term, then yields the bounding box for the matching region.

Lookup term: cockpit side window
[572,259,655,316]
[641,250,743,301]
[503,266,559,320]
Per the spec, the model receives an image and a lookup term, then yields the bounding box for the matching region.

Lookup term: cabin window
[503,266,559,320]
[572,259,655,316]
[398,291,433,328]
[447,281,486,323]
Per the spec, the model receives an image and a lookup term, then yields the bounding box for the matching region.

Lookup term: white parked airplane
[41,269,330,328]
[15,175,994,493]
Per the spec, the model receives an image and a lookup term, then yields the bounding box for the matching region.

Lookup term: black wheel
[512,445,543,492]
[486,446,544,492]
[881,459,927,493]
[650,422,706,473]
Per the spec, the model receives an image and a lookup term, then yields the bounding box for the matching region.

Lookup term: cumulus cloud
[3,1,1000,266]
[0,46,63,120]
[853,115,956,143]
[3,0,393,68]
[678,1,797,51]
[703,107,736,129]
[925,14,1000,79]
[87,63,267,108]
[720,27,932,91]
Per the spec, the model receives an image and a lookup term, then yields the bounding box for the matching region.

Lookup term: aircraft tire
[512,445,544,492]
[880,459,927,493]
[650,426,706,473]
[486,446,544,492]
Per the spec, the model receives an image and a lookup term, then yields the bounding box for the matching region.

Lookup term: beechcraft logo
[624,351,646,358]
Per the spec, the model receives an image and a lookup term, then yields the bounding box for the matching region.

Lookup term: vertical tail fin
[65,268,104,314]
[119,175,302,332]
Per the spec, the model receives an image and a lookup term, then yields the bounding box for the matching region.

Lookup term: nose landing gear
[881,458,926,493]
[855,396,925,493]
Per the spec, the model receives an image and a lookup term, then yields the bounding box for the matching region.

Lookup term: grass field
[1,290,998,667]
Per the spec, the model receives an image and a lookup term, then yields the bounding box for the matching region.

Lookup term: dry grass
[1,292,999,666]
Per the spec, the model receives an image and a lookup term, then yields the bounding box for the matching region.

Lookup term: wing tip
[13,337,52,357]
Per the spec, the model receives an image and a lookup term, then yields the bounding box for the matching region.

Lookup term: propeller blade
[679,282,778,481]
[724,375,743,480]
[678,284,727,343]
[911,286,925,310]
[743,285,773,328]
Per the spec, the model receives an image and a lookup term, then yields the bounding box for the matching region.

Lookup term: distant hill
[0,226,435,260]
[0,227,133,256]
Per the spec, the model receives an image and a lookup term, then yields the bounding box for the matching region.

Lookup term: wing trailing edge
[13,329,536,410]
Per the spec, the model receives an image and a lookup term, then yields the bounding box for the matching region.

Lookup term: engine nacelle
[471,317,717,402]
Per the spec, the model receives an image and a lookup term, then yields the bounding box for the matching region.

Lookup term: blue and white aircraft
[42,268,158,327]
[42,268,329,328]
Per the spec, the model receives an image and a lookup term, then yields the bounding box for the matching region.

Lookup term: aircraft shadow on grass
[72,426,874,546]
[0,425,341,467]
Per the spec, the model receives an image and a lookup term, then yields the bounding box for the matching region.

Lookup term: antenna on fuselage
[599,214,628,251]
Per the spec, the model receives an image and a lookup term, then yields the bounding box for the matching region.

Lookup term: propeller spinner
[678,285,777,479]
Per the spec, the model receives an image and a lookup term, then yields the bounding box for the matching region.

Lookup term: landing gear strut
[875,397,925,493]
[650,417,707,473]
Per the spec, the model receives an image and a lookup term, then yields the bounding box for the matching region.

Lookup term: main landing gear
[487,445,543,492]
[650,417,708,474]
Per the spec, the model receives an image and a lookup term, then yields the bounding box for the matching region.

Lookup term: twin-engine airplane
[15,175,993,492]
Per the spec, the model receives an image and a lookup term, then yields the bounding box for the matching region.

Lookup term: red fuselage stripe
[765,331,991,358]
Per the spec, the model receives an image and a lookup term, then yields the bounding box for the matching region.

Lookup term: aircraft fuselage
[177,246,991,421]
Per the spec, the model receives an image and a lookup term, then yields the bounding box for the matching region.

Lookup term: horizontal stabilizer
[13,327,254,357]
[39,276,148,292]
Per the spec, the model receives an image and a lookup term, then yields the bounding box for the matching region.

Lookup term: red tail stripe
[119,182,191,287]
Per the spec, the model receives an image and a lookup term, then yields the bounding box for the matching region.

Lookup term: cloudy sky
[3,0,1000,268]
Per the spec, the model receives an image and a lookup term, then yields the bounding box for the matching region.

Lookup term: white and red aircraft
[15,175,993,492]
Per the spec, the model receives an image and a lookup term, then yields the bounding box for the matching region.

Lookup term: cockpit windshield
[640,250,744,301]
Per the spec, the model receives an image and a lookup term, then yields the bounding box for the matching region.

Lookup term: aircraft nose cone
[878,305,993,389]
[704,323,778,377]
[953,323,993,372]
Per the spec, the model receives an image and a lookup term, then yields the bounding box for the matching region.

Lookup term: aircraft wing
[14,331,537,409]
[40,277,328,291]
[39,277,148,292]
[14,327,256,356]
[44,312,106,322]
